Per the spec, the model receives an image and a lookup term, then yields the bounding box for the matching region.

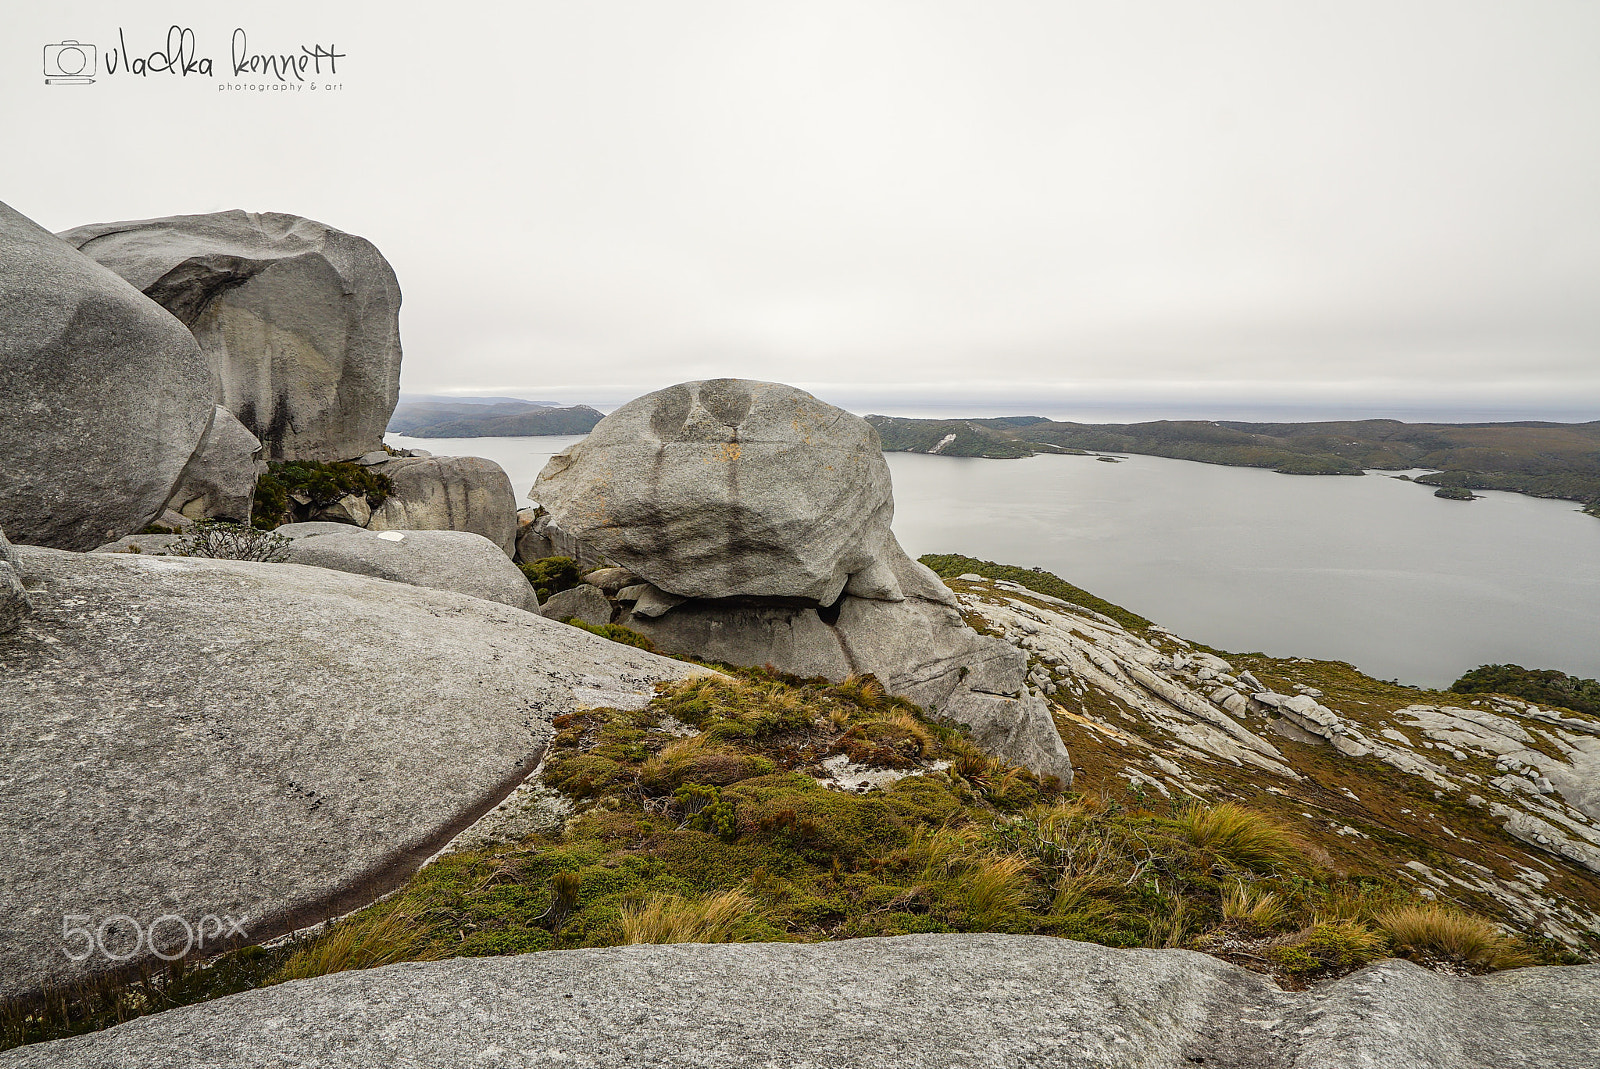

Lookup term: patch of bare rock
[5,934,1595,1069]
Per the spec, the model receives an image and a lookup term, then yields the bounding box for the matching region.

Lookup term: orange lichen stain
[705,443,742,463]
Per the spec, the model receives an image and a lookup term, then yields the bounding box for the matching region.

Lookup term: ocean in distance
[388,433,1600,690]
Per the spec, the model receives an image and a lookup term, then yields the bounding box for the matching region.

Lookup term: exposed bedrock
[60,210,403,464]
[7,935,1595,1069]
[0,546,706,998]
[0,200,213,549]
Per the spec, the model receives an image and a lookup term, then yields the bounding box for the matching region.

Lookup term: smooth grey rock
[627,592,1072,783]
[1,200,212,549]
[538,583,613,627]
[7,935,1596,1069]
[90,533,187,555]
[0,547,706,999]
[314,492,372,527]
[275,524,538,611]
[630,583,688,618]
[581,566,640,594]
[516,507,609,569]
[365,455,518,556]
[61,210,402,463]
[165,406,263,523]
[532,379,897,603]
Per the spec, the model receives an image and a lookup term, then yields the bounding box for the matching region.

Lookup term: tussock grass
[273,910,437,983]
[620,889,758,945]
[1375,905,1533,970]
[1223,881,1288,931]
[961,854,1033,928]
[1171,802,1308,874]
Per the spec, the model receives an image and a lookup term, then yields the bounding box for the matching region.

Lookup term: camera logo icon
[44,40,97,85]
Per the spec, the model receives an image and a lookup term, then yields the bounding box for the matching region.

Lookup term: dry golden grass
[1374,904,1533,970]
[962,854,1032,928]
[273,910,437,983]
[1222,881,1288,931]
[620,889,757,945]
[1172,802,1308,874]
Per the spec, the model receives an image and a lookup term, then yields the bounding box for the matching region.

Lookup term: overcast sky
[4,1,1597,420]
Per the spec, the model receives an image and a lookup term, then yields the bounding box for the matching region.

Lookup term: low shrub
[174,521,291,563]
[520,556,582,601]
[1267,921,1387,977]
[251,460,392,529]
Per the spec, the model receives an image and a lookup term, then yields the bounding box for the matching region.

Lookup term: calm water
[389,434,1600,688]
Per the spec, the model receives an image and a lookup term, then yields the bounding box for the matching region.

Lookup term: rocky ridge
[940,566,1600,953]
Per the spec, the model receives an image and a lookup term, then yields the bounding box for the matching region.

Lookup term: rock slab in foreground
[6,934,1595,1068]
[0,200,213,550]
[61,210,403,463]
[0,547,706,999]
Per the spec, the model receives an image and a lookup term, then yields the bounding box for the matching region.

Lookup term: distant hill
[867,414,1600,514]
[397,394,562,407]
[388,400,605,437]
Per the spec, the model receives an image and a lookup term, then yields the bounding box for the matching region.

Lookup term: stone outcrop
[0,545,708,998]
[8,935,1595,1069]
[363,455,519,556]
[0,200,214,549]
[0,527,31,633]
[537,583,612,627]
[528,380,1070,783]
[275,523,538,611]
[949,571,1600,950]
[164,406,264,523]
[532,379,897,603]
[60,210,403,463]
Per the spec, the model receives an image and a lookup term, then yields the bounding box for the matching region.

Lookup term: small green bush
[175,521,292,563]
[1450,664,1600,717]
[675,783,737,840]
[251,461,392,529]
[520,557,582,601]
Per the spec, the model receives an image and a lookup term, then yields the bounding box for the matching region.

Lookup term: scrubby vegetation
[519,556,582,601]
[1432,486,1477,500]
[1450,664,1600,717]
[173,521,292,563]
[1,659,1558,1051]
[251,460,392,530]
[919,553,1151,630]
[566,619,657,651]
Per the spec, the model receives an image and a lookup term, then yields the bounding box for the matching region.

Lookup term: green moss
[519,557,582,602]
[567,620,657,651]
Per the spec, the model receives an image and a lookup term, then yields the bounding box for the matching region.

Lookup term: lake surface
[388,433,1600,689]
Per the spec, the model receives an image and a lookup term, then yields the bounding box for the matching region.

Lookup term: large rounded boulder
[60,210,403,463]
[0,200,213,550]
[532,379,895,603]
